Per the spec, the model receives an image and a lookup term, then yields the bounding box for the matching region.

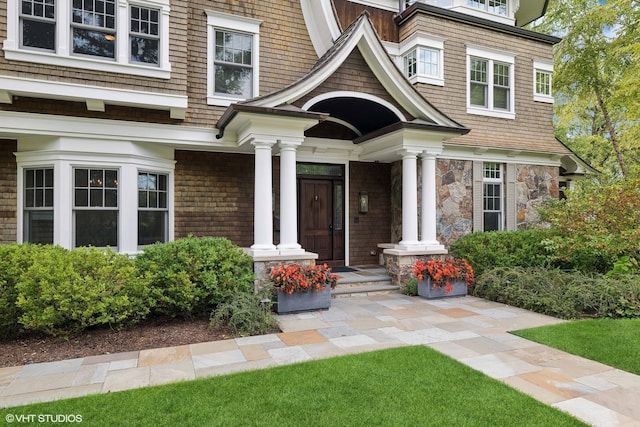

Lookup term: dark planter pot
[418,278,467,299]
[275,287,331,314]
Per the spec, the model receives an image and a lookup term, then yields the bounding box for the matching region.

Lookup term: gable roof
[218,12,467,134]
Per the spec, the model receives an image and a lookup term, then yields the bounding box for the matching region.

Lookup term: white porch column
[277,141,304,254]
[250,140,277,254]
[399,151,422,248]
[421,151,445,250]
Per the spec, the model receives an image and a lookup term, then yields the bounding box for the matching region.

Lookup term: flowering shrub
[413,258,475,294]
[270,263,338,295]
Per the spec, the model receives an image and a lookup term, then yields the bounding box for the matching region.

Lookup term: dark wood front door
[299,178,345,265]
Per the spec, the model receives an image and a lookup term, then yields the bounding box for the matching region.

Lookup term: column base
[248,244,279,257]
[420,241,446,251]
[396,240,425,251]
[276,243,305,256]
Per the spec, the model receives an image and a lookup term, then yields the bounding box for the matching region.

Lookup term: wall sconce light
[358,192,369,213]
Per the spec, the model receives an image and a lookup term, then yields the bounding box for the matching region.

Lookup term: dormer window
[467,0,508,16]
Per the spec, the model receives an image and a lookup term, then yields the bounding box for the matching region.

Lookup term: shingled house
[0,0,590,281]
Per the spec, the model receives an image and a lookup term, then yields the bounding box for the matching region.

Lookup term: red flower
[270,263,338,294]
[413,258,475,294]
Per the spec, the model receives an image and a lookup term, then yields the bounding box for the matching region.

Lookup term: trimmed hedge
[448,229,555,276]
[473,267,640,319]
[135,236,255,317]
[16,246,152,335]
[0,237,256,337]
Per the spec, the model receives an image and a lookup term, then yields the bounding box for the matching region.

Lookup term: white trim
[3,0,171,79]
[252,15,462,128]
[0,76,188,119]
[300,0,342,57]
[466,46,516,119]
[399,32,445,86]
[348,0,398,11]
[301,91,407,122]
[15,139,175,253]
[205,10,262,106]
[533,60,554,104]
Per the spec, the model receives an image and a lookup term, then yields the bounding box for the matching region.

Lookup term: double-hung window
[73,168,119,248]
[468,0,508,16]
[533,60,554,103]
[467,47,515,119]
[399,32,444,86]
[20,0,56,51]
[24,168,54,244]
[138,172,168,246]
[6,0,170,78]
[483,163,503,231]
[206,11,262,106]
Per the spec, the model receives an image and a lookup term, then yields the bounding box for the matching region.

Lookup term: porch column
[399,151,422,248]
[420,151,445,250]
[250,140,277,254]
[277,141,304,254]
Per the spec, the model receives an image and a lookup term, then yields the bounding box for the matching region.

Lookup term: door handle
[329,224,333,231]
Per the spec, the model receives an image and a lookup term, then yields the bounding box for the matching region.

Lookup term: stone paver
[1,294,639,427]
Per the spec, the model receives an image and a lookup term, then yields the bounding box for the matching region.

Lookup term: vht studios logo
[5,413,83,423]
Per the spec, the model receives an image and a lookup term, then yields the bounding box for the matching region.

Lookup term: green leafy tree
[531,0,640,177]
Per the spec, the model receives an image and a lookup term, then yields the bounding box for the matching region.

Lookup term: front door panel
[300,180,333,261]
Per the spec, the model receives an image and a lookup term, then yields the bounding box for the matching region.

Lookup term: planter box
[418,279,467,299]
[275,287,331,314]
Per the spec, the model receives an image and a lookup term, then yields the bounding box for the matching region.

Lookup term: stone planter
[418,278,467,299]
[275,287,331,313]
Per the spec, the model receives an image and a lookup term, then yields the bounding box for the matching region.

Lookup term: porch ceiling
[306,96,401,136]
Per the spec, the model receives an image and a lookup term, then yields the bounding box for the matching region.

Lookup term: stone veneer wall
[516,165,559,229]
[391,159,560,248]
[436,159,473,246]
[390,158,473,247]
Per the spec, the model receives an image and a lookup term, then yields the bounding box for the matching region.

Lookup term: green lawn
[0,346,586,427]
[512,318,640,375]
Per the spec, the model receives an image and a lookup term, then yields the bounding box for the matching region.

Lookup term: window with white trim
[534,60,554,103]
[206,10,261,106]
[5,0,171,78]
[73,168,119,248]
[404,47,440,78]
[24,168,54,244]
[138,171,168,246]
[483,162,503,231]
[467,0,508,16]
[399,32,444,86]
[467,47,515,119]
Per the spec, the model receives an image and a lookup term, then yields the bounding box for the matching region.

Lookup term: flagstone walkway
[1,294,639,426]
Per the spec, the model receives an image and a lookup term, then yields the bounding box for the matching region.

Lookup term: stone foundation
[380,247,447,289]
[251,252,318,291]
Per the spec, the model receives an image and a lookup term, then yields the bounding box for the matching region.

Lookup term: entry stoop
[332,266,399,298]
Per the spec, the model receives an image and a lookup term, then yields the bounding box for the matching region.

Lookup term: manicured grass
[0,346,586,427]
[512,318,640,375]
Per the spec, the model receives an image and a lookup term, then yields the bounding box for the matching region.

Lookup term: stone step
[332,281,400,298]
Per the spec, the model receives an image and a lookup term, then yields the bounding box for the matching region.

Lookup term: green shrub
[15,246,152,336]
[210,288,278,337]
[449,229,555,276]
[539,177,640,274]
[474,266,640,319]
[0,244,46,338]
[136,236,255,317]
[401,277,418,296]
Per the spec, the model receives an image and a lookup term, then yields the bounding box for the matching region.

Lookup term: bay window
[138,172,168,246]
[73,168,119,248]
[24,168,54,244]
